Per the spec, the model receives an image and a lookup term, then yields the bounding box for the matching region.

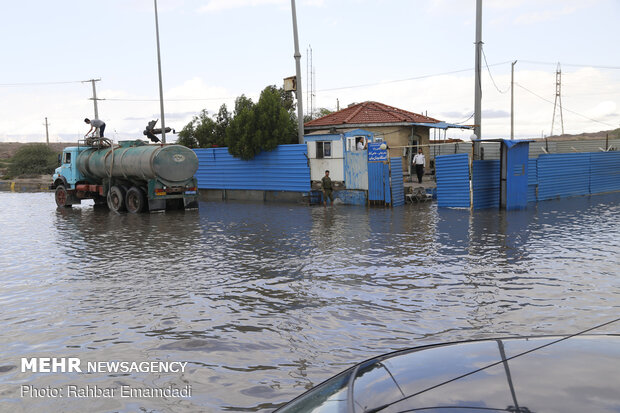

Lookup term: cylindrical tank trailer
[51,140,199,213]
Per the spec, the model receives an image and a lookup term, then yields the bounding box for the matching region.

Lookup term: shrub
[7,144,59,178]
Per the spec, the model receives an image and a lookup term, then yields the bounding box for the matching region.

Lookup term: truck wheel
[126,187,146,213]
[55,185,72,208]
[107,185,127,212]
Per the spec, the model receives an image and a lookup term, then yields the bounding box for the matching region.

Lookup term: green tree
[274,86,296,114]
[214,104,231,147]
[226,86,297,160]
[226,99,257,160]
[304,107,333,123]
[177,108,225,148]
[8,144,59,178]
[233,94,254,115]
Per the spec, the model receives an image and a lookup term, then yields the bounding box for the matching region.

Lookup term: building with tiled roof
[304,101,444,174]
[304,101,441,129]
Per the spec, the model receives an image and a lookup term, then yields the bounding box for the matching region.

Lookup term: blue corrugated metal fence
[437,151,620,208]
[537,153,590,201]
[590,151,620,194]
[194,145,310,191]
[436,154,470,208]
[472,160,499,209]
[527,158,538,203]
[390,158,405,206]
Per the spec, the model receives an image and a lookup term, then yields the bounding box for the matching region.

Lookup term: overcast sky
[1,0,619,143]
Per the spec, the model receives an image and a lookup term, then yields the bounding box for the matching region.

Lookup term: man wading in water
[321,170,334,206]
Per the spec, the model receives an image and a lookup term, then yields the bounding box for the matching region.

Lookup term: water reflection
[0,192,619,412]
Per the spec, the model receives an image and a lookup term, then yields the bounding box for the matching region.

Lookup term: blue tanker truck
[50,138,199,213]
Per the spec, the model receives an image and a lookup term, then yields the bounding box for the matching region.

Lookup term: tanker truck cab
[51,139,199,213]
[53,147,92,188]
[52,146,92,206]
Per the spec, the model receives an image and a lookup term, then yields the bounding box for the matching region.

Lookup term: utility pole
[511,60,517,140]
[550,62,564,136]
[308,45,315,120]
[473,0,483,159]
[43,117,50,145]
[154,0,167,144]
[290,0,304,144]
[82,78,102,120]
[306,45,309,119]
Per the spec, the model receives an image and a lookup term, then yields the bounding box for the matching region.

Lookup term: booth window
[316,141,332,158]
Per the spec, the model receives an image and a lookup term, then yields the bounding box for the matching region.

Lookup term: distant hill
[542,128,620,141]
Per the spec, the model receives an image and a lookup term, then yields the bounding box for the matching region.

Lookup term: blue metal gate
[367,159,404,206]
[472,160,499,209]
[368,162,387,202]
[435,153,470,208]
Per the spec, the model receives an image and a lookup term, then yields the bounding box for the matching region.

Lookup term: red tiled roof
[304,101,441,128]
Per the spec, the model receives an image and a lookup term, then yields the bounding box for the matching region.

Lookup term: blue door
[344,150,368,190]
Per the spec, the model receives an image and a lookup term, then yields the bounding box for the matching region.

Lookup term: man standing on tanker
[84,118,106,138]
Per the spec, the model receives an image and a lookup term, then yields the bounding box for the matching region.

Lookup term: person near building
[412,148,426,184]
[321,170,334,206]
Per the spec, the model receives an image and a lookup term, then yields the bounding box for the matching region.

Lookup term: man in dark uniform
[321,170,334,206]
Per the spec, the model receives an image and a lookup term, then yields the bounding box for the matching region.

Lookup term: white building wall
[307,140,345,182]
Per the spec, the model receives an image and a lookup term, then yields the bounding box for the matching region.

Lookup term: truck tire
[55,185,72,208]
[107,185,127,212]
[126,186,146,214]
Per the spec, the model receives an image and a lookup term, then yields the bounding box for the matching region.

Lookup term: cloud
[302,0,325,6]
[0,77,238,143]
[514,6,577,25]
[198,0,286,13]
[163,111,200,121]
[198,0,324,13]
[482,109,510,118]
[441,111,473,119]
[586,101,617,119]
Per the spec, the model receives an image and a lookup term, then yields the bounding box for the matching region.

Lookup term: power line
[317,62,513,93]
[518,60,620,70]
[453,112,475,124]
[481,47,509,94]
[0,80,83,87]
[104,97,237,102]
[516,82,617,128]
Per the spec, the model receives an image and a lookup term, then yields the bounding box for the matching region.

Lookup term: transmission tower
[305,45,316,119]
[550,63,564,136]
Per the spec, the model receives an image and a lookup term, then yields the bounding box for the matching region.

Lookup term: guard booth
[499,140,532,210]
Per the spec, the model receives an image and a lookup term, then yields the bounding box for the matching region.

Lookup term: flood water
[0,192,619,412]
